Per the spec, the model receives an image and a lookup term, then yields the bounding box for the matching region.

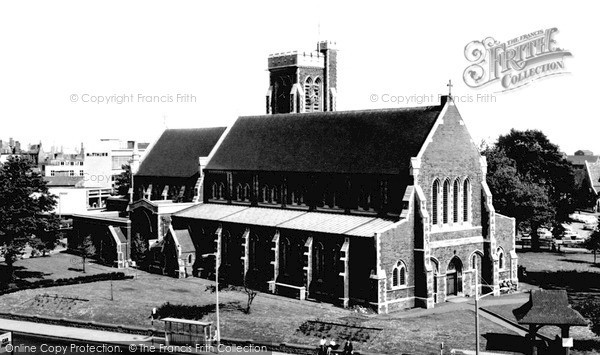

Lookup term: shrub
[0,272,133,295]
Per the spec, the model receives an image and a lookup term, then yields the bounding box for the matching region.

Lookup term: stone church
[160,40,518,313]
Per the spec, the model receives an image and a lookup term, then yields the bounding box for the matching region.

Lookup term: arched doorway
[131,207,154,243]
[446,256,463,296]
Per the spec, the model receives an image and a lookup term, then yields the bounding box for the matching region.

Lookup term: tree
[131,233,148,265]
[584,221,600,264]
[29,229,63,257]
[204,270,259,314]
[78,234,96,273]
[114,164,131,197]
[0,156,60,280]
[483,130,576,250]
[242,269,260,314]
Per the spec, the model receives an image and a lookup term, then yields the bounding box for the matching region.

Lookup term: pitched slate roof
[171,228,195,254]
[513,289,588,326]
[585,160,600,194]
[136,127,226,178]
[174,204,397,238]
[45,176,85,187]
[206,106,443,175]
[109,226,127,244]
[566,155,600,167]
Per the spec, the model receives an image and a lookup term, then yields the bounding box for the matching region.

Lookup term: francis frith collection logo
[463,28,571,92]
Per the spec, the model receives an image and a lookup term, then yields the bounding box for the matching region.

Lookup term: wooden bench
[267,281,306,300]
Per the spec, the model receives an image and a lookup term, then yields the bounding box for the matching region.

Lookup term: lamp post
[475,268,495,355]
[58,192,67,220]
[202,252,220,346]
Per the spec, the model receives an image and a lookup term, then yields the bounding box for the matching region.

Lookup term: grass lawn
[517,247,600,273]
[1,252,119,283]
[500,248,600,354]
[0,255,517,354]
[3,248,599,354]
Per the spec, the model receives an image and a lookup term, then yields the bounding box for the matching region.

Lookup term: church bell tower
[266,40,337,114]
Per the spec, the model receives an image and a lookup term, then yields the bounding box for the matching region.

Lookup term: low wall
[0,312,392,355]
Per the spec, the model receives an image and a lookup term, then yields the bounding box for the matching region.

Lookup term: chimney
[131,141,140,174]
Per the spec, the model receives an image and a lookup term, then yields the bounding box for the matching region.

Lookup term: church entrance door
[446,256,462,296]
[446,272,456,295]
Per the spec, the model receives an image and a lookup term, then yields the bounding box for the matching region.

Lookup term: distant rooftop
[45,176,85,187]
[566,154,599,166]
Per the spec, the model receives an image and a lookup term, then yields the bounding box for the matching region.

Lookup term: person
[318,337,327,355]
[342,339,353,355]
[327,339,338,355]
[149,307,158,325]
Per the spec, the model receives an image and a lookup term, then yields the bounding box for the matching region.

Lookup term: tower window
[453,179,459,223]
[463,178,471,222]
[313,77,322,111]
[443,179,450,224]
[304,77,313,112]
[304,76,322,112]
[432,180,439,225]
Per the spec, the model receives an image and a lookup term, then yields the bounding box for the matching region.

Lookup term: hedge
[0,272,133,295]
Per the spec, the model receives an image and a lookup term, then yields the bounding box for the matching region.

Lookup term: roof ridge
[238,105,443,119]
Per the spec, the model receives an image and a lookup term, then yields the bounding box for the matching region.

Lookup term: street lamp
[58,192,67,220]
[474,268,495,355]
[202,252,220,345]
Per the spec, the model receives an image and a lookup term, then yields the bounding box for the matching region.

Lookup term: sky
[0,1,598,155]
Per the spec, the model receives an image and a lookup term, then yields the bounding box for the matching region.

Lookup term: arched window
[249,234,259,270]
[314,242,325,279]
[497,247,505,270]
[236,183,243,201]
[262,184,270,203]
[243,184,251,202]
[392,260,407,287]
[270,185,280,204]
[281,238,290,272]
[359,184,372,211]
[443,179,450,224]
[218,182,226,200]
[432,180,440,225]
[304,77,313,112]
[380,180,389,206]
[463,178,471,222]
[288,186,304,206]
[453,179,460,223]
[220,231,230,266]
[313,77,322,111]
[211,182,218,199]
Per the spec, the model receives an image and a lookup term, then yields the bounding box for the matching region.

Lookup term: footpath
[0,317,289,354]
